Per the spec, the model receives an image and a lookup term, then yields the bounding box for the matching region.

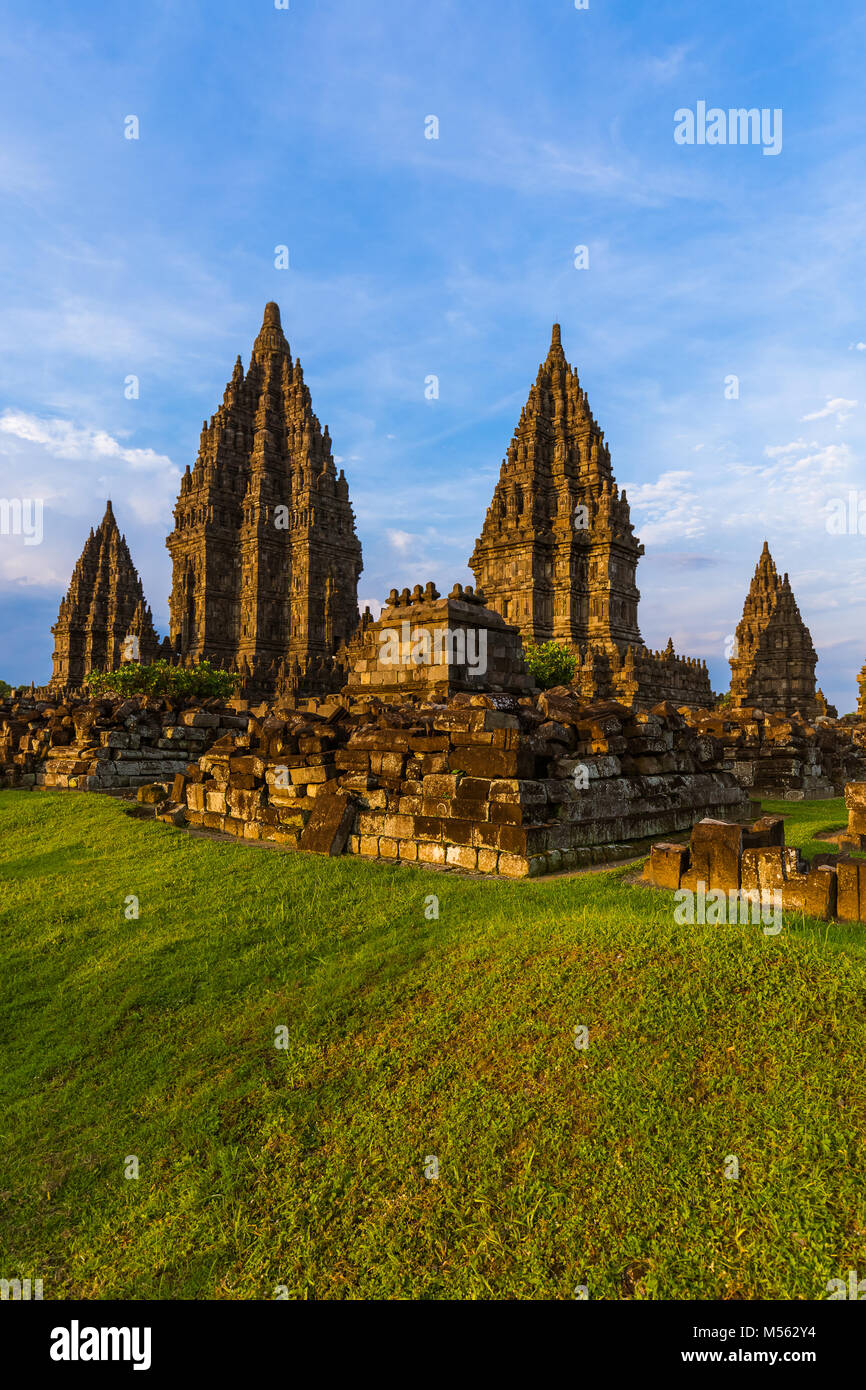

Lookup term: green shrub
[0,680,12,699]
[523,640,576,690]
[85,660,239,701]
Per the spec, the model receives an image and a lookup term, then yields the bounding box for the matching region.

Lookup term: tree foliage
[523,640,577,690]
[85,660,239,700]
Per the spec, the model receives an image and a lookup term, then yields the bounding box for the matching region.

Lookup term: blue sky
[1,0,864,708]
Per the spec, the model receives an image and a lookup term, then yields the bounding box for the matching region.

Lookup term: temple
[50,500,160,687]
[468,324,713,708]
[165,303,362,685]
[729,543,821,717]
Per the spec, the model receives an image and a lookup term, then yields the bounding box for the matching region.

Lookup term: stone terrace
[155,687,749,877]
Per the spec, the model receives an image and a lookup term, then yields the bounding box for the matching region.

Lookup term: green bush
[523,640,576,690]
[85,660,239,701]
[0,680,12,699]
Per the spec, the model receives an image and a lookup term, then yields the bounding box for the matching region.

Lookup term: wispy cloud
[801,397,858,423]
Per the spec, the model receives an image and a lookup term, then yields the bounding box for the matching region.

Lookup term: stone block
[689,818,742,889]
[498,853,531,878]
[418,842,447,864]
[836,858,860,922]
[136,782,168,805]
[645,842,689,889]
[299,793,356,856]
[804,866,837,920]
[446,845,477,870]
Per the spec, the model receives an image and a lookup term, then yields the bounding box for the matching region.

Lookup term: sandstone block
[299,793,356,856]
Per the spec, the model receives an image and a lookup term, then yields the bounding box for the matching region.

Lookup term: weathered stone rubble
[643,787,866,923]
[0,686,751,876]
[0,694,248,792]
[679,706,866,798]
[148,688,748,877]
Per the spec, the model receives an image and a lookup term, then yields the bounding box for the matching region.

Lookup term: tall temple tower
[51,500,160,687]
[165,303,362,679]
[469,325,644,656]
[729,543,820,716]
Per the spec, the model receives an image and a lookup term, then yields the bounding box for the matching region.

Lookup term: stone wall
[680,706,866,798]
[161,687,749,877]
[0,694,249,791]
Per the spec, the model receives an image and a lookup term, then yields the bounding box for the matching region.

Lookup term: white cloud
[623,469,709,544]
[0,410,180,596]
[386,529,416,554]
[800,397,858,423]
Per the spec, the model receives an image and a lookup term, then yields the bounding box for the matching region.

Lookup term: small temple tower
[729,543,820,716]
[51,500,160,688]
[165,302,362,682]
[469,324,643,655]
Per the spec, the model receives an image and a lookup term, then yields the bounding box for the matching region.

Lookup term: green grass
[760,796,849,862]
[1,788,865,1300]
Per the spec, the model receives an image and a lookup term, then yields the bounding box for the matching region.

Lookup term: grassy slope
[1,789,864,1301]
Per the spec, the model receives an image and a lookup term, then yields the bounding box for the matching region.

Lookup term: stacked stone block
[0,694,248,792]
[1,686,762,878]
[681,705,866,798]
[643,804,866,922]
[162,688,749,876]
[342,582,533,701]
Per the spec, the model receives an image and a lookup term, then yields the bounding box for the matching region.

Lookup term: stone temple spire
[166,302,362,678]
[51,501,160,687]
[729,542,820,716]
[469,321,644,653]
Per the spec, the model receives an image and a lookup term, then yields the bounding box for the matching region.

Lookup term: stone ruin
[32,303,866,871]
[0,692,248,793]
[50,303,362,701]
[0,684,749,878]
[165,302,362,684]
[342,582,533,700]
[643,782,866,923]
[46,309,854,731]
[50,501,160,688]
[679,705,866,799]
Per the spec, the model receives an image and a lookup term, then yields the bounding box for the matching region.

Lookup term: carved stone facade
[729,543,820,717]
[343,582,533,700]
[469,325,713,709]
[51,500,160,688]
[166,303,362,684]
